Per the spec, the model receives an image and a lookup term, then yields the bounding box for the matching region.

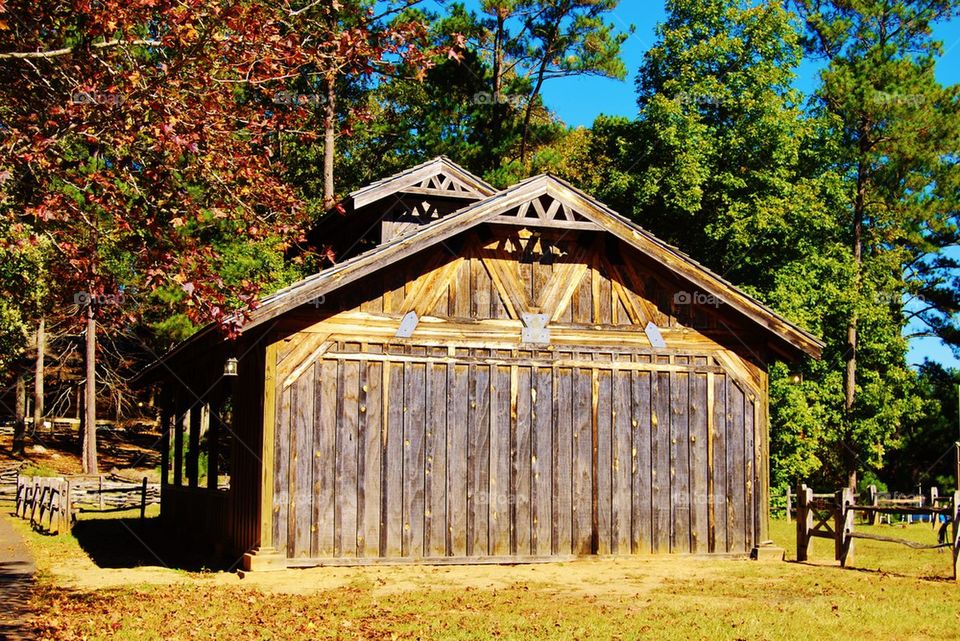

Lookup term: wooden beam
[159,388,171,487]
[260,339,279,550]
[173,390,184,487]
[706,372,715,553]
[952,491,959,581]
[490,216,600,232]
[478,244,530,319]
[188,402,202,488]
[415,255,466,318]
[281,340,333,390]
[399,186,484,200]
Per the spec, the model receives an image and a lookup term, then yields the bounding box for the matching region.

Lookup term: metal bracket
[644,321,667,349]
[521,313,550,344]
[395,311,419,338]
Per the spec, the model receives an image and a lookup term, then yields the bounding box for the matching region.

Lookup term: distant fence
[795,483,960,581]
[772,486,946,524]
[11,472,160,535]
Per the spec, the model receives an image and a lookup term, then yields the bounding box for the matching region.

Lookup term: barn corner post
[952,490,959,582]
[243,338,287,572]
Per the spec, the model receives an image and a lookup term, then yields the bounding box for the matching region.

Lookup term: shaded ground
[0,514,36,640]
[0,428,160,480]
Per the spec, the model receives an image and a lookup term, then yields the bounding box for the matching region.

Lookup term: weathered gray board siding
[272,342,761,561]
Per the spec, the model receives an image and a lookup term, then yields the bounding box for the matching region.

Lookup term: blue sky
[530,4,960,369]
[423,1,960,368]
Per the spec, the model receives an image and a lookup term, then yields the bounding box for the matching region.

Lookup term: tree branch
[0,38,161,61]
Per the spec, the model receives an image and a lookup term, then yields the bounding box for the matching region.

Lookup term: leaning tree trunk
[323,74,336,211]
[34,316,44,432]
[12,371,26,455]
[519,40,554,165]
[82,305,98,475]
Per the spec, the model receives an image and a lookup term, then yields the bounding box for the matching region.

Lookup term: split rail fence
[11,473,160,535]
[795,483,960,581]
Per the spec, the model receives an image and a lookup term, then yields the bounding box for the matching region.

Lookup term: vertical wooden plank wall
[273,343,763,562]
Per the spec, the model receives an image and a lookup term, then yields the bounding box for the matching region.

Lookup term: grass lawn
[7,509,960,641]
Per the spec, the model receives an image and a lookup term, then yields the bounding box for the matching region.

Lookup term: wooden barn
[144,157,823,570]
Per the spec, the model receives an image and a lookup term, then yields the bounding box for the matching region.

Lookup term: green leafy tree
[625,0,844,491]
[792,0,960,487]
[885,360,960,491]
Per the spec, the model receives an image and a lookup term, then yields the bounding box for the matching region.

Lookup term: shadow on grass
[784,558,956,583]
[72,516,237,572]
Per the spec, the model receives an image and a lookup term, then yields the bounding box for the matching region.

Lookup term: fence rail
[10,472,159,535]
[795,483,960,581]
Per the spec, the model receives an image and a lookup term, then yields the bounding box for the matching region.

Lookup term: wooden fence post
[57,479,67,534]
[140,477,148,521]
[797,484,813,562]
[19,479,31,518]
[836,487,855,568]
[786,487,793,523]
[14,474,24,517]
[64,479,72,531]
[867,485,878,525]
[930,487,939,529]
[30,479,43,527]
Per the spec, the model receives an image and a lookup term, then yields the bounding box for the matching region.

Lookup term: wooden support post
[160,390,171,487]
[796,484,813,562]
[868,485,878,525]
[188,402,201,488]
[836,487,855,567]
[173,391,184,487]
[140,477,148,521]
[952,491,959,582]
[208,385,222,491]
[785,487,792,523]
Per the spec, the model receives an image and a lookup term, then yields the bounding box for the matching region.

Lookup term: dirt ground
[44,551,734,598]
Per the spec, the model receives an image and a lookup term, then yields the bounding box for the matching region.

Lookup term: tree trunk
[82,306,98,475]
[845,154,867,490]
[519,32,556,165]
[323,74,336,210]
[12,371,26,455]
[493,12,505,101]
[519,70,547,164]
[34,316,44,432]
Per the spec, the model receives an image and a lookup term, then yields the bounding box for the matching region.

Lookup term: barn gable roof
[249,173,823,360]
[348,156,497,209]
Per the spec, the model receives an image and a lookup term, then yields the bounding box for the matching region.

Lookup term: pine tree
[792,0,960,487]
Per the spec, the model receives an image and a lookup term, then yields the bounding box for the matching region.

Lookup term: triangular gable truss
[497,194,599,231]
[241,174,823,359]
[350,157,497,209]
